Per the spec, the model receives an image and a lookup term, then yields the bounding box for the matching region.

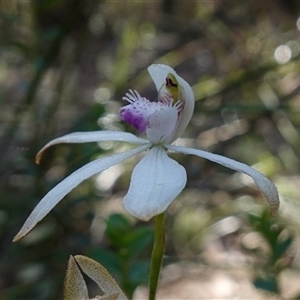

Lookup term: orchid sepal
[13,144,150,242]
[166,144,279,217]
[36,131,148,164]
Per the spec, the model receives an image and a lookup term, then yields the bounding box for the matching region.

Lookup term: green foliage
[88,214,153,298]
[253,276,278,294]
[247,210,293,297]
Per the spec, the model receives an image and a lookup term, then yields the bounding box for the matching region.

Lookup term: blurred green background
[1,0,300,299]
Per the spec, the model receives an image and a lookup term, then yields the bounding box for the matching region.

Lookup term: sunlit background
[1,1,300,299]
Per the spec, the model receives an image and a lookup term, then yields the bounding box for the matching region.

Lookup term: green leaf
[272,235,293,262]
[129,259,150,285]
[105,214,131,248]
[248,211,279,247]
[124,227,153,259]
[87,248,123,276]
[253,276,278,293]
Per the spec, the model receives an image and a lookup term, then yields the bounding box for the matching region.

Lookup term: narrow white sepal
[167,144,279,217]
[123,146,187,221]
[36,131,148,163]
[13,144,151,241]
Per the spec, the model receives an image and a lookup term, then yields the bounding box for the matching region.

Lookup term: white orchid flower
[13,64,279,242]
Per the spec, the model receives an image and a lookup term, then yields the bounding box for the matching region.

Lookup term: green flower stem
[149,213,165,300]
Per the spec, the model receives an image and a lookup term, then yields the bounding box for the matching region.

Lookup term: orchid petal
[147,64,194,141]
[13,144,150,241]
[123,146,187,221]
[36,131,148,163]
[167,144,279,217]
[148,64,179,94]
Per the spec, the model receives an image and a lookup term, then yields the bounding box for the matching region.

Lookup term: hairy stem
[149,213,165,300]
